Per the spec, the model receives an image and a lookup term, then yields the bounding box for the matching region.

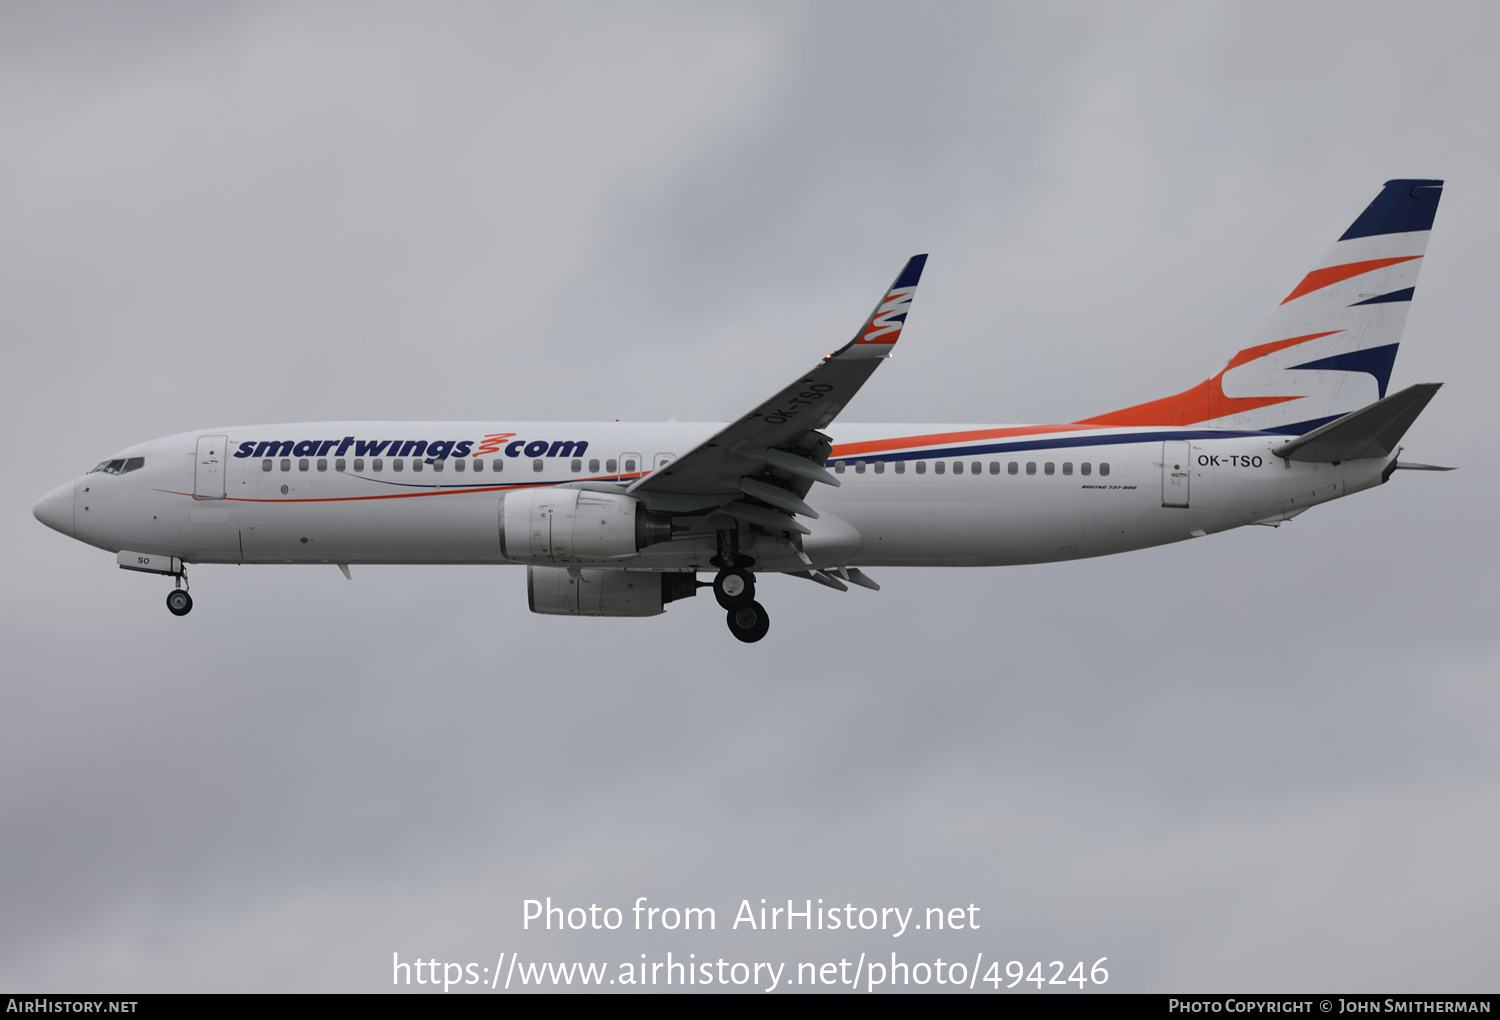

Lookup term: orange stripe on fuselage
[831,423,1102,458]
[1280,256,1420,304]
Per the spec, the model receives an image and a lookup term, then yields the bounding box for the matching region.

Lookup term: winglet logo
[857,287,916,345]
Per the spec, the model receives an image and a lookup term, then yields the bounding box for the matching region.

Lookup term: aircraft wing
[628,256,927,528]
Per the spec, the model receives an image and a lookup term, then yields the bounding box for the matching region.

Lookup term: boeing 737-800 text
[33,180,1451,642]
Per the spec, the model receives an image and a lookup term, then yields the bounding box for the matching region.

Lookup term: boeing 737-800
[33,180,1451,642]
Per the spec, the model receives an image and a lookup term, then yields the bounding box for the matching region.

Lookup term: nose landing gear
[165,567,192,617]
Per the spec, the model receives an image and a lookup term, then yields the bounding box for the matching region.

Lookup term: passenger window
[1008,461,1018,475]
[589,459,600,473]
[431,459,442,472]
[1062,462,1072,476]
[606,459,617,473]
[373,459,383,472]
[317,458,327,471]
[492,460,503,472]
[1100,462,1110,477]
[298,459,310,471]
[952,461,963,474]
[989,462,999,475]
[934,461,945,475]
[1026,462,1036,475]
[571,459,582,473]
[335,458,346,472]
[354,458,364,472]
[915,462,926,474]
[895,462,905,474]
[453,458,465,472]
[874,461,885,474]
[623,458,637,473]
[972,461,981,475]
[412,459,423,473]
[1081,462,1091,476]
[855,461,866,474]
[1044,462,1054,475]
[533,459,544,472]
[835,462,846,473]
[393,459,403,472]
[262,459,273,472]
[471,459,482,472]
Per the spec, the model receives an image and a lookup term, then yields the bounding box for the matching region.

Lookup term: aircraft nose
[33,480,75,538]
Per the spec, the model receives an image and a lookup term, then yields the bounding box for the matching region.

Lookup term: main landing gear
[725,600,770,643]
[713,565,755,609]
[713,525,767,642]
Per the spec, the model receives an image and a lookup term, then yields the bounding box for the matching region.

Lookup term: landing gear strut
[713,524,766,639]
[725,600,770,643]
[165,568,192,616]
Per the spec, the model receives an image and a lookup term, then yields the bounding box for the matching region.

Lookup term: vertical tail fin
[1081,180,1444,434]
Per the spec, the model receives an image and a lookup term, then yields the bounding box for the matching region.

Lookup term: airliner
[33,180,1451,642]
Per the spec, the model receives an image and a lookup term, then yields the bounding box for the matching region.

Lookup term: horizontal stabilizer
[1271,383,1442,463]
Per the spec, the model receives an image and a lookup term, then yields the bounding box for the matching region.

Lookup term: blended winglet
[830,254,927,360]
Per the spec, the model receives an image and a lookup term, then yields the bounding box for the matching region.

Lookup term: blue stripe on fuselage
[832,429,1269,464]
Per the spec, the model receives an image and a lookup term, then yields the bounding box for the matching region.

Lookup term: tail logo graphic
[1080,332,1342,428]
[1079,180,1442,434]
[1280,256,1422,304]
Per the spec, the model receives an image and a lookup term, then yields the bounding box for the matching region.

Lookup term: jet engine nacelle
[527,567,698,617]
[500,488,672,565]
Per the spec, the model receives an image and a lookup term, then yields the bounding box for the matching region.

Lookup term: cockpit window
[90,458,144,476]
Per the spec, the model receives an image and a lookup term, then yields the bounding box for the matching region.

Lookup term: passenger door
[194,435,228,500]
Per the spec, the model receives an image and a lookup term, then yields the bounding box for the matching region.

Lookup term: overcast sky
[4,0,1498,993]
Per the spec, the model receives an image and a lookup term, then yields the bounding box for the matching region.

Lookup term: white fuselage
[42,420,1390,573]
